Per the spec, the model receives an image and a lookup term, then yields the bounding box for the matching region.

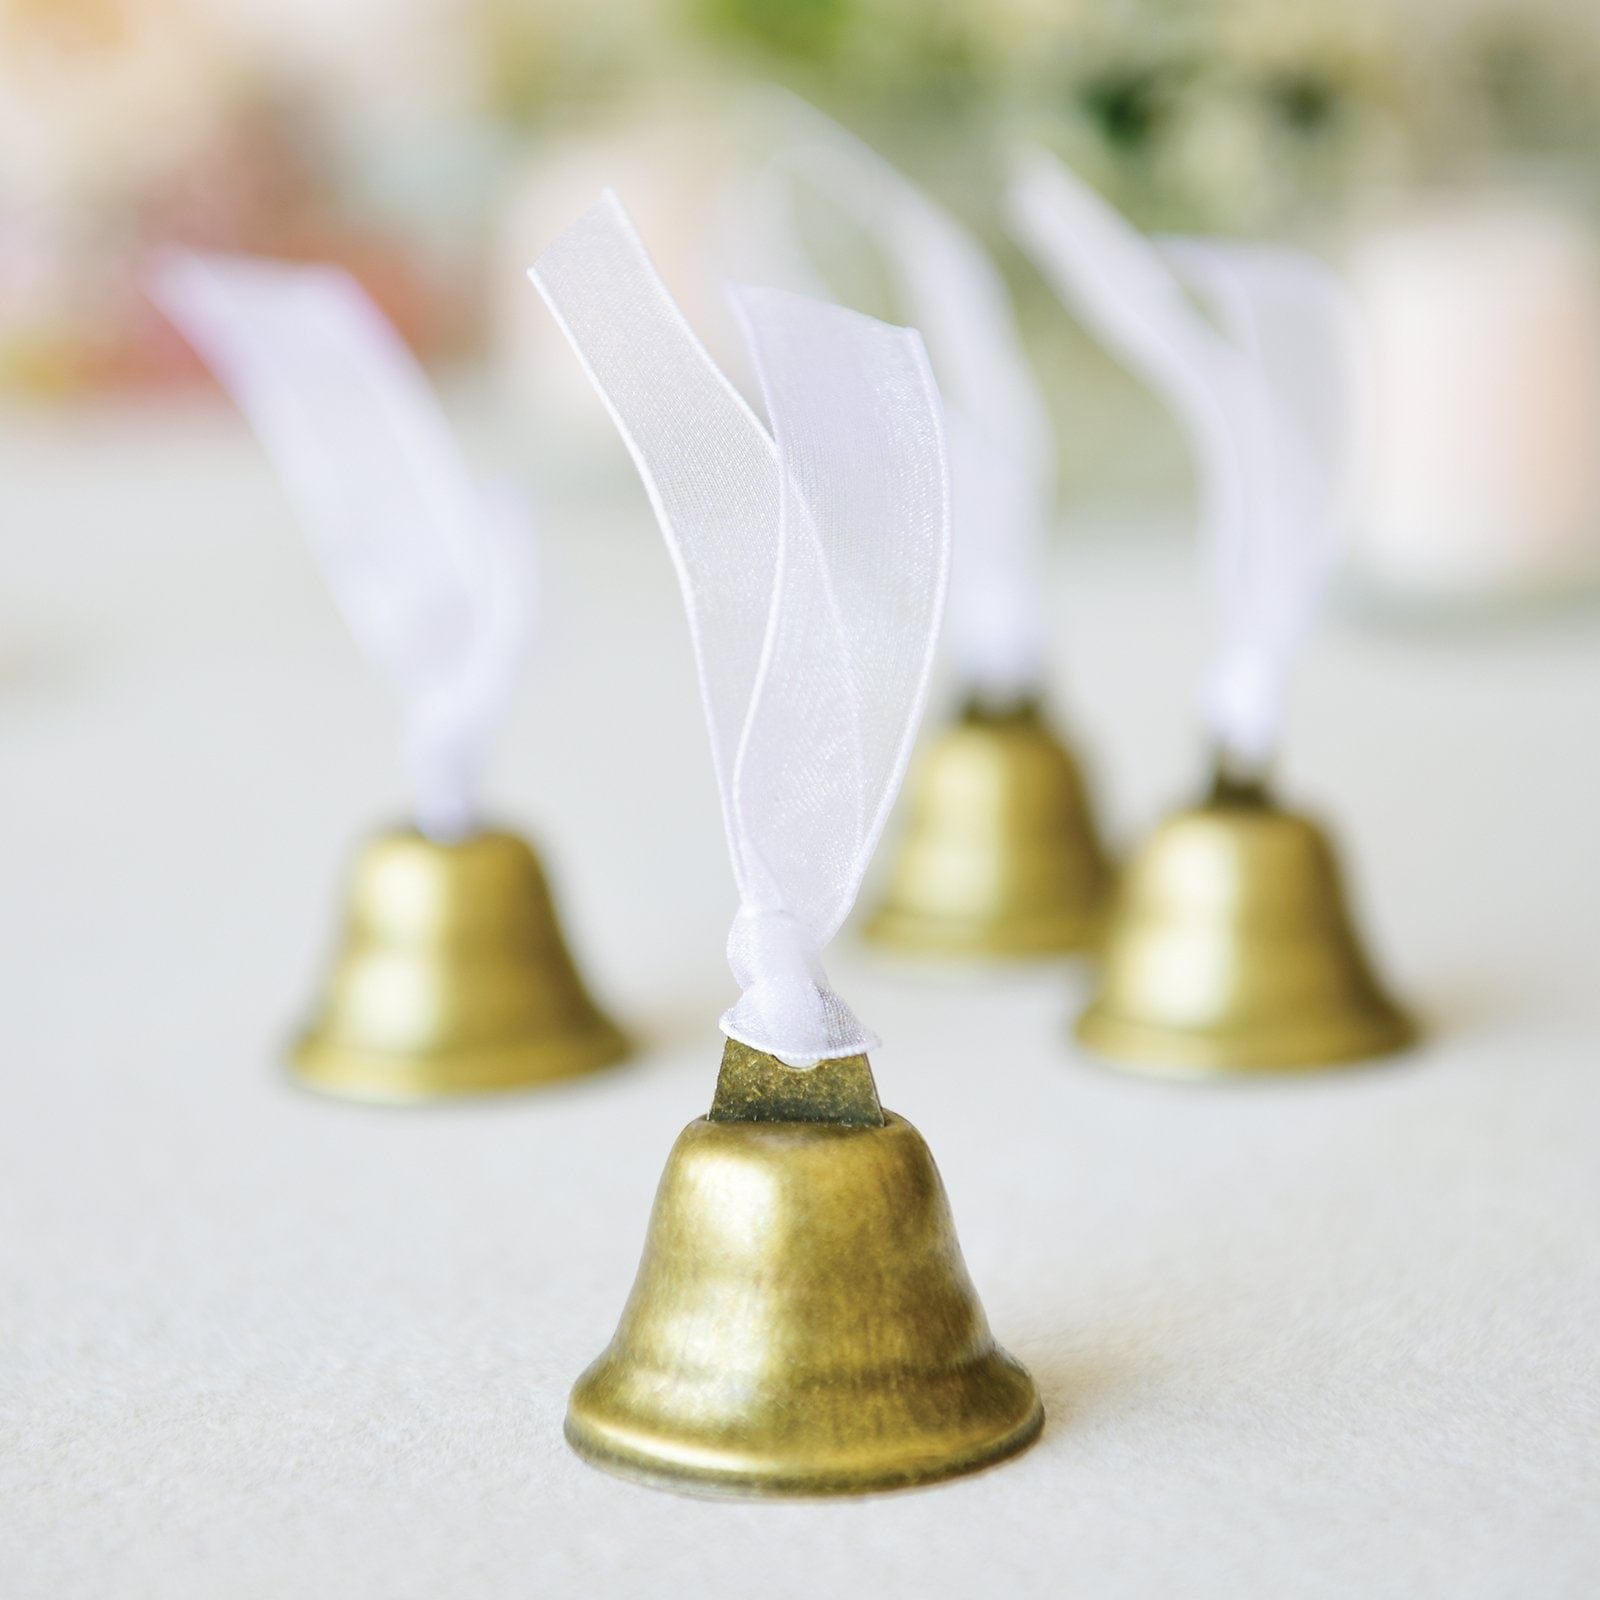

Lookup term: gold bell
[865,699,1112,957]
[292,827,627,1102]
[1076,776,1416,1076]
[566,1040,1043,1497]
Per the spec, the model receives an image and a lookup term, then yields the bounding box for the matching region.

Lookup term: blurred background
[6,0,1600,611]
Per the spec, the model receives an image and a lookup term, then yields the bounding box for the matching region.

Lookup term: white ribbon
[148,251,531,842]
[740,98,1053,708]
[530,192,949,1066]
[1006,150,1362,771]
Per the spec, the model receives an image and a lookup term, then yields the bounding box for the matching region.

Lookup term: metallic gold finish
[1076,784,1416,1076]
[566,1043,1043,1498]
[865,700,1112,957]
[710,1038,884,1126]
[292,828,627,1103]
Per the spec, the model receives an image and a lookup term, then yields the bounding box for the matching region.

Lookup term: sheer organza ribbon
[740,97,1053,708]
[1007,150,1362,771]
[530,192,949,1065]
[149,252,530,841]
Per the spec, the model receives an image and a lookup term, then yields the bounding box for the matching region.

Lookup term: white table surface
[3,395,1598,1599]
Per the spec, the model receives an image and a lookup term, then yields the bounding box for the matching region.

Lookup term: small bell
[566,1040,1043,1497]
[865,700,1112,957]
[1076,774,1416,1075]
[536,194,1040,1497]
[149,254,629,1102]
[1009,154,1421,1075]
[293,828,627,1102]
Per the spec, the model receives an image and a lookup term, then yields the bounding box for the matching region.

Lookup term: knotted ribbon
[530,192,949,1065]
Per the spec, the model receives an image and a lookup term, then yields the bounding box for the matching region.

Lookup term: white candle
[1348,189,1600,604]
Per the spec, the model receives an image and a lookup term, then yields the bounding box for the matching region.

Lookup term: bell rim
[563,1359,1043,1499]
[863,903,1105,958]
[288,1019,630,1104]
[1074,1002,1418,1076]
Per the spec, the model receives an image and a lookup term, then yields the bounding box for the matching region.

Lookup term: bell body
[292,828,627,1102]
[566,1043,1042,1497]
[1076,789,1415,1076]
[865,701,1111,958]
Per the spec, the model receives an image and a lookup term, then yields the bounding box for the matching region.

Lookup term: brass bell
[865,699,1112,957]
[1076,775,1416,1076]
[292,827,627,1102]
[566,1040,1043,1497]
